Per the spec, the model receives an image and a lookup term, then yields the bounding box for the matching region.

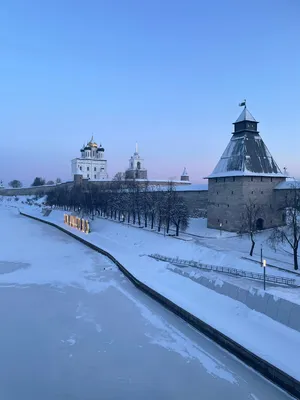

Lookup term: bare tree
[113,172,125,181]
[164,181,177,233]
[170,196,189,236]
[240,199,264,256]
[269,183,300,270]
[8,180,22,188]
[32,177,46,186]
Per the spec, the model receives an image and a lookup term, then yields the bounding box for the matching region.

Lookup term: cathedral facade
[71,137,108,181]
[206,105,287,232]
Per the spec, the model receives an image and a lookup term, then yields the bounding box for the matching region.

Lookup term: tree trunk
[138,212,141,226]
[127,212,130,223]
[250,232,255,256]
[133,212,136,225]
[145,214,147,228]
[176,222,179,236]
[158,217,161,232]
[151,214,154,230]
[166,218,170,234]
[294,247,299,270]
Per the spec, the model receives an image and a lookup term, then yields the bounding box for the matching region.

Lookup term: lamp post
[261,244,267,290]
[219,222,222,236]
[263,259,267,290]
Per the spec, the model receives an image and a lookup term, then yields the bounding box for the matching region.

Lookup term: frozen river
[0,208,292,399]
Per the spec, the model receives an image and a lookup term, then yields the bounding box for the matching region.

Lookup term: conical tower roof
[181,167,189,176]
[235,107,256,123]
[206,107,286,178]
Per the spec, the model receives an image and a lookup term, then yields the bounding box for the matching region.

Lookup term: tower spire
[135,142,138,154]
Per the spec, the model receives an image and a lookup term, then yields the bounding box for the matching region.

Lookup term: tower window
[223,178,226,182]
[215,178,218,183]
[94,174,96,179]
[217,191,219,195]
[231,191,234,195]
[225,220,227,224]
[87,167,89,171]
[270,204,272,209]
[94,167,96,171]
[87,174,89,178]
[251,177,253,181]
[79,166,82,170]
[251,191,254,194]
[217,204,219,207]
[271,178,273,182]
[227,204,229,207]
[217,219,220,223]
[233,177,235,182]
[261,177,263,182]
[261,191,263,194]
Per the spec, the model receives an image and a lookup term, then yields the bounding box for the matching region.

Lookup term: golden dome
[87,135,98,148]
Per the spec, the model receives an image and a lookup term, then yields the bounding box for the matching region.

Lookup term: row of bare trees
[8,177,62,188]
[241,184,300,270]
[46,180,189,236]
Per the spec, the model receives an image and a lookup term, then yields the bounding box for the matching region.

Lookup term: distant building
[71,136,108,181]
[180,167,190,182]
[206,104,287,232]
[125,143,148,180]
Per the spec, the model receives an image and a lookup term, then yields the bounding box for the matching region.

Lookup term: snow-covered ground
[3,195,300,385]
[0,205,293,399]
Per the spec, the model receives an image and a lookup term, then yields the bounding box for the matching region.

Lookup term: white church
[71,136,191,185]
[71,137,108,181]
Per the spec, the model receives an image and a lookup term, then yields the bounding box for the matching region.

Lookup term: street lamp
[263,259,267,290]
[261,244,267,290]
[219,222,222,236]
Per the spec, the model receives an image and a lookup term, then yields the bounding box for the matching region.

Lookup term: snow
[206,171,287,179]
[5,196,300,383]
[1,203,292,399]
[150,183,208,192]
[275,180,300,190]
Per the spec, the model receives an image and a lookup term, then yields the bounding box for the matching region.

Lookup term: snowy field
[0,206,293,399]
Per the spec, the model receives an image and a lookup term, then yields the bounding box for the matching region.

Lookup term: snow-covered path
[0,209,292,399]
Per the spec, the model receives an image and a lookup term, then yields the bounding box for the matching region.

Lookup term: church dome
[87,135,98,148]
[84,146,91,150]
[97,146,105,152]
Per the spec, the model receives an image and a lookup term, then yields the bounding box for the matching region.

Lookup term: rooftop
[235,107,257,123]
[206,107,286,179]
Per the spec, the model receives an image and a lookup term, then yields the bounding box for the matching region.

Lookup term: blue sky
[1,0,299,185]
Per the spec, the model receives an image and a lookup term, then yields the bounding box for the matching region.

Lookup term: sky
[0,0,300,186]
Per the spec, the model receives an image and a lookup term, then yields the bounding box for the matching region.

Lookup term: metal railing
[149,254,296,286]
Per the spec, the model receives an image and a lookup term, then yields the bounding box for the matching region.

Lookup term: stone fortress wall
[207,176,286,231]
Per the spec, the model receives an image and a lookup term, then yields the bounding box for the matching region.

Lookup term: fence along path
[149,254,296,287]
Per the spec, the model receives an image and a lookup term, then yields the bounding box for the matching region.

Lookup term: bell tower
[125,143,148,180]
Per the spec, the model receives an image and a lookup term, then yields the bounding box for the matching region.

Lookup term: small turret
[181,167,189,181]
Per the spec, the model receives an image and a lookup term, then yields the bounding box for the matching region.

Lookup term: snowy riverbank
[4,197,298,383]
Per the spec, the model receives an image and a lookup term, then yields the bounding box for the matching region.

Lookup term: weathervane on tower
[239,99,247,108]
